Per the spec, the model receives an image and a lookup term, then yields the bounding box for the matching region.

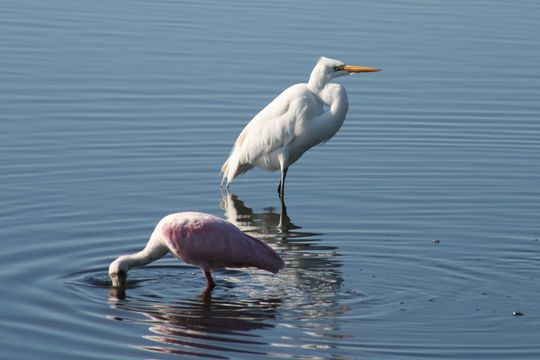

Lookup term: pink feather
[161,212,284,273]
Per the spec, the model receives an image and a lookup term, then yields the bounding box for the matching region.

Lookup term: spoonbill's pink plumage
[109,212,284,289]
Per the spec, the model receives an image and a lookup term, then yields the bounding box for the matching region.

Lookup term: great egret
[221,56,380,198]
[109,212,284,289]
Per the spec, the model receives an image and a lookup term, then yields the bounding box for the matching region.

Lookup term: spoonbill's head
[109,256,128,287]
[309,56,380,87]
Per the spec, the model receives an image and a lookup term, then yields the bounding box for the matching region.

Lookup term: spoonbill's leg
[204,270,215,289]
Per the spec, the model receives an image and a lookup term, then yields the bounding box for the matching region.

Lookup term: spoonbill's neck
[120,238,169,272]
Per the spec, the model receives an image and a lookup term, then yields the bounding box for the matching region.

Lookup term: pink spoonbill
[109,212,284,289]
[221,56,380,198]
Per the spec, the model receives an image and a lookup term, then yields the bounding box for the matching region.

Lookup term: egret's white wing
[222,84,322,182]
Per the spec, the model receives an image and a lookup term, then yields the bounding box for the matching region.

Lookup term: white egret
[221,56,380,198]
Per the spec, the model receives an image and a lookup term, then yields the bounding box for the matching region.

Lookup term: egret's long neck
[121,233,169,271]
[308,84,349,144]
[307,73,327,95]
[321,84,349,119]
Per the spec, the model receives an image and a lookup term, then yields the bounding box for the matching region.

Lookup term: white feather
[221,56,379,194]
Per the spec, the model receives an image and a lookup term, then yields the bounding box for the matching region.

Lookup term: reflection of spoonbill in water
[221,56,380,198]
[109,212,284,289]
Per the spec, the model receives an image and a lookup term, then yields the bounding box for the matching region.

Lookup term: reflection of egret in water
[220,191,299,235]
[221,192,344,313]
[108,288,281,358]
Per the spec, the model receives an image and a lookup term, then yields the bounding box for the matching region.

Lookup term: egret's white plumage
[221,56,380,197]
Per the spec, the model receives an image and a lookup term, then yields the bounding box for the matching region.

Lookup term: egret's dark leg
[204,270,215,289]
[278,167,288,198]
[278,195,289,229]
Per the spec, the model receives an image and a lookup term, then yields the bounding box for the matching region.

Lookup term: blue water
[1,0,540,359]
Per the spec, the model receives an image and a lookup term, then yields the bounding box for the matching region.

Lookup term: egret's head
[109,256,129,287]
[309,56,380,89]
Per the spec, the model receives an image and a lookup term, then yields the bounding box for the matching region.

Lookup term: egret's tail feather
[220,157,237,186]
[221,151,253,186]
[220,159,230,186]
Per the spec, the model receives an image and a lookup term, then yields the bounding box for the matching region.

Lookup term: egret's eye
[334,65,345,71]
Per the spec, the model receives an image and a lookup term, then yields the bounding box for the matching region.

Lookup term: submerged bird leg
[204,270,215,289]
[278,196,289,229]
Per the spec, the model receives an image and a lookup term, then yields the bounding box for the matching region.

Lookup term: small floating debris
[432,239,441,244]
[512,311,524,317]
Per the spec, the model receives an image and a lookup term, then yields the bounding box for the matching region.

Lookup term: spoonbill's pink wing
[161,212,284,273]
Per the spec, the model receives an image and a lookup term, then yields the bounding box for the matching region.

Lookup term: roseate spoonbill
[221,56,380,198]
[109,212,284,289]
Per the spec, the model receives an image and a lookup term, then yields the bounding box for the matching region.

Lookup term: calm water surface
[1,0,540,359]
